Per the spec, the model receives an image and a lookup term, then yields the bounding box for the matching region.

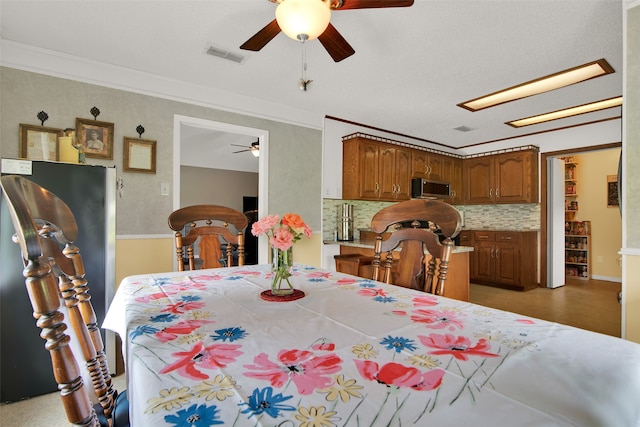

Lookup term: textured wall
[0,67,322,234]
[626,5,640,249]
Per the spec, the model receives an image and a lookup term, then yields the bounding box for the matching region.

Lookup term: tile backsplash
[323,199,540,241]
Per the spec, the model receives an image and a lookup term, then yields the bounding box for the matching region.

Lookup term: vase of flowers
[251,213,312,296]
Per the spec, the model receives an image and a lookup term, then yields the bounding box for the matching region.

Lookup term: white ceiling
[0,0,623,153]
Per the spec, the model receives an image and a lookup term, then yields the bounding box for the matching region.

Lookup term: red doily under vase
[260,289,305,302]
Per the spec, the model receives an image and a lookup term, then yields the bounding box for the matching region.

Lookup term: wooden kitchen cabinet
[463,149,538,204]
[445,157,463,204]
[467,230,538,291]
[411,151,446,181]
[343,137,410,201]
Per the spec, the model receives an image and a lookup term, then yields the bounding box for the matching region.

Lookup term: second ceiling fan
[240,0,414,62]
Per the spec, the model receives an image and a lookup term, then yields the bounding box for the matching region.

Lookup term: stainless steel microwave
[411,178,450,199]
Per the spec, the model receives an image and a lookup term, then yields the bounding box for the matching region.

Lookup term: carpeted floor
[0,279,622,425]
[0,374,126,427]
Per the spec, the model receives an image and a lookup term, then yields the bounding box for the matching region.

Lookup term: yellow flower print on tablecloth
[193,374,237,401]
[295,405,340,427]
[351,343,377,359]
[406,354,440,369]
[145,387,193,413]
[318,374,363,403]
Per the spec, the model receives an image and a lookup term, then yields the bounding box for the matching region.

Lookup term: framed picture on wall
[75,118,114,159]
[123,136,156,173]
[18,124,62,161]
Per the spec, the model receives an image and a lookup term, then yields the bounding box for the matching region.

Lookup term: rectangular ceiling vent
[206,44,245,64]
[454,126,475,132]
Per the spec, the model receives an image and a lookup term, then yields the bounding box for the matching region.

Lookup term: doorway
[172,115,270,267]
[540,142,622,288]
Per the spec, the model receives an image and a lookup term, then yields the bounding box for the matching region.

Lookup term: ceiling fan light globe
[276,0,331,41]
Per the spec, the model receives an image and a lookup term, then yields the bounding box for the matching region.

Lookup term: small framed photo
[75,118,114,159]
[19,124,62,161]
[123,137,157,173]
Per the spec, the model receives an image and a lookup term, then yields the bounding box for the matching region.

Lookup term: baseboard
[591,275,622,283]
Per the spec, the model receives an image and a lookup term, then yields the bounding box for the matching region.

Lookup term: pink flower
[270,227,294,251]
[412,295,438,307]
[410,309,465,330]
[419,333,499,361]
[244,349,342,395]
[161,300,206,314]
[354,360,444,391]
[159,341,243,379]
[155,320,215,343]
[358,288,389,298]
[251,215,281,236]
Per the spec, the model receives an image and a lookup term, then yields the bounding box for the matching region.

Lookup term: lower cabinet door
[494,243,519,285]
[474,242,494,283]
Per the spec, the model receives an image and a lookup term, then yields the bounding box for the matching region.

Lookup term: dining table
[103,263,640,427]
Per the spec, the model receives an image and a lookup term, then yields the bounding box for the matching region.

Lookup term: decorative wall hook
[136,125,145,138]
[90,107,101,120]
[37,111,49,126]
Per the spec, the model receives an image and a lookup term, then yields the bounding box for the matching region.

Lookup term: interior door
[547,157,565,288]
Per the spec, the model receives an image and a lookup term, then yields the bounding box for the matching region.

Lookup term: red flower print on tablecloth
[155,320,215,343]
[410,309,465,330]
[160,341,243,380]
[134,290,180,304]
[335,277,357,286]
[412,294,438,307]
[161,300,206,314]
[163,281,208,292]
[306,271,332,280]
[357,288,389,298]
[243,349,342,395]
[419,333,499,361]
[354,360,444,391]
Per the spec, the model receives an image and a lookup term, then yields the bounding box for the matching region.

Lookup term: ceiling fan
[232,141,260,157]
[240,0,415,62]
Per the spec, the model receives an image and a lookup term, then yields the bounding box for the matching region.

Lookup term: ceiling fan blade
[318,23,355,62]
[336,0,414,10]
[232,149,250,154]
[240,19,281,51]
[231,144,250,148]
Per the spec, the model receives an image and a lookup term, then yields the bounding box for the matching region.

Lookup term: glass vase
[271,246,294,296]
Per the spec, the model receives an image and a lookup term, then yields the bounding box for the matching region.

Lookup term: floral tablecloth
[103,264,640,426]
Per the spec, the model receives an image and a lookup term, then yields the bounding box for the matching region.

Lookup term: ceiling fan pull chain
[300,37,312,91]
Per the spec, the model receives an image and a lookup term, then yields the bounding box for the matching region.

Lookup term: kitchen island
[328,237,473,302]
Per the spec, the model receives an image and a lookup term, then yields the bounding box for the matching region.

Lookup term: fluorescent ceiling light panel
[458,59,614,111]
[506,96,622,128]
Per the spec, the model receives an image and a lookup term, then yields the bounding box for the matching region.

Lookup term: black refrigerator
[0,159,116,402]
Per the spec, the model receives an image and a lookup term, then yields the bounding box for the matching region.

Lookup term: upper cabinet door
[494,151,538,203]
[411,151,428,179]
[395,148,412,200]
[378,145,397,200]
[463,156,493,204]
[359,141,380,200]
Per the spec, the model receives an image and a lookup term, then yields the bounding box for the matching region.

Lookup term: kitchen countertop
[324,239,474,253]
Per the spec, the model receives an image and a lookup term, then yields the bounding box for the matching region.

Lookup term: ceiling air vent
[205,44,246,64]
[454,126,474,132]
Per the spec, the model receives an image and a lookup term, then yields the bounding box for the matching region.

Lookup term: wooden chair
[370,199,462,295]
[168,204,248,271]
[0,175,128,427]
